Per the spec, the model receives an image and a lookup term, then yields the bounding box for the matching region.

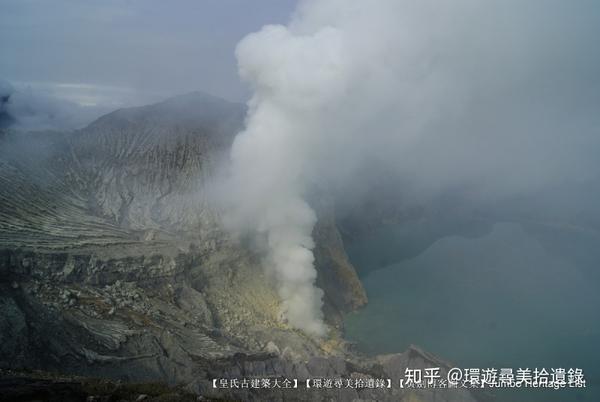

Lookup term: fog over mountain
[2,0,599,338]
[221,0,600,334]
[0,79,111,130]
[1,1,599,400]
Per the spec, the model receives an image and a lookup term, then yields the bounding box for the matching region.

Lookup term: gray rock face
[0,93,480,401]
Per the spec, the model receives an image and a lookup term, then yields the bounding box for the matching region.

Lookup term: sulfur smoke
[224,0,600,335]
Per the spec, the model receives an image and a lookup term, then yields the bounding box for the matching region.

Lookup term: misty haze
[1,1,599,402]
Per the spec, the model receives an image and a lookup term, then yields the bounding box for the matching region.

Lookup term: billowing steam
[224,0,600,335]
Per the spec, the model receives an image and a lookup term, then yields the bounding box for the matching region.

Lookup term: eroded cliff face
[0,93,480,401]
[312,196,367,325]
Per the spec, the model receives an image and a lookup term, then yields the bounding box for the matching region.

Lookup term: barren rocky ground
[0,93,483,402]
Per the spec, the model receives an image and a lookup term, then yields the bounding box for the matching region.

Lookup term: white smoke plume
[224,0,600,335]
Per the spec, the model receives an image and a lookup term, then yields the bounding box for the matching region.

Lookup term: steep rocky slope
[0,93,480,401]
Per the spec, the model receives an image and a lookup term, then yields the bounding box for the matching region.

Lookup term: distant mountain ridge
[0,92,245,249]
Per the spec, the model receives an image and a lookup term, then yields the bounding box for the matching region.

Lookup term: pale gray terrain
[0,93,482,401]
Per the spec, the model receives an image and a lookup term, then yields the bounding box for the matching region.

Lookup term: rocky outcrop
[0,370,200,402]
[0,93,481,401]
[0,347,484,402]
[0,344,486,402]
[312,197,367,326]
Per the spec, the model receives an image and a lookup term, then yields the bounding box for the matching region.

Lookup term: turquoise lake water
[344,222,599,402]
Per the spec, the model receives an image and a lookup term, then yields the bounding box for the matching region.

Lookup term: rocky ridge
[0,92,481,401]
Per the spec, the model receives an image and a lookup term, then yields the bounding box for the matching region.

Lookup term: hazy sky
[0,0,297,106]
